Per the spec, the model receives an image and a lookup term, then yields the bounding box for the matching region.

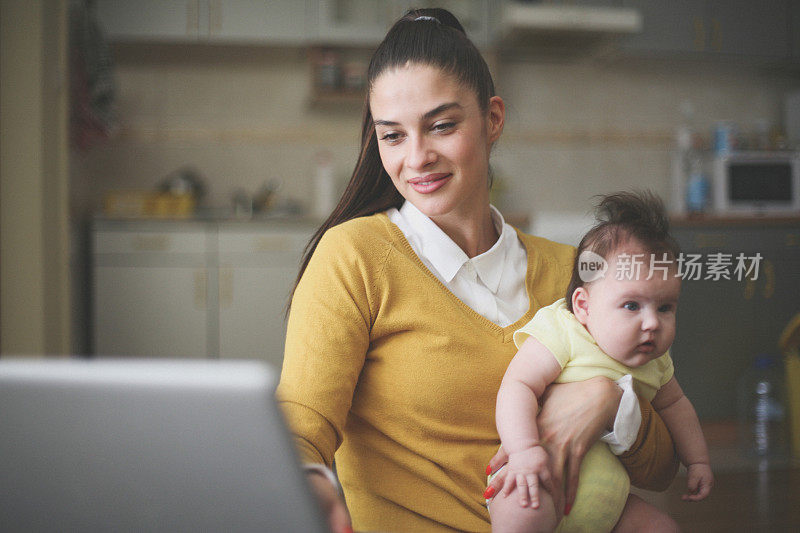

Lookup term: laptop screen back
[0,359,327,533]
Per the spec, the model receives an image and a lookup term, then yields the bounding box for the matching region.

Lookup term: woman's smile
[408,173,452,193]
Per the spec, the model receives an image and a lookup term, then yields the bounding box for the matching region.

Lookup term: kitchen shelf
[308,45,370,108]
[309,88,365,107]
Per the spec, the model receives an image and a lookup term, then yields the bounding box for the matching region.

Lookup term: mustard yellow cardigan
[277,213,677,533]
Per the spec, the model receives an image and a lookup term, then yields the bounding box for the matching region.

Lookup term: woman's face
[369,63,504,221]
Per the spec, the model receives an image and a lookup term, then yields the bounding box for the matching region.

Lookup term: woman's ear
[486,96,505,144]
[572,287,590,325]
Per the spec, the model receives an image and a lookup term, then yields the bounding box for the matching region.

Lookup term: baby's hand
[502,445,552,508]
[683,462,714,502]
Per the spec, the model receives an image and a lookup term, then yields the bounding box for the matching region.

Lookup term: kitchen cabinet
[92,219,315,367]
[311,0,492,48]
[313,0,400,46]
[670,220,800,420]
[216,225,314,367]
[93,223,211,357]
[97,0,309,45]
[207,0,310,45]
[792,3,800,61]
[96,0,202,42]
[621,0,791,60]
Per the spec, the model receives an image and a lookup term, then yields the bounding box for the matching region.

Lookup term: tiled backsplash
[76,45,800,218]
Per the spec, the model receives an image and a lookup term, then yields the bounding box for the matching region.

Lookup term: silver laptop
[0,358,327,533]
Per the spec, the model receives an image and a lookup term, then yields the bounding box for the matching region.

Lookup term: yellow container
[779,314,800,460]
[104,190,195,218]
[787,355,800,459]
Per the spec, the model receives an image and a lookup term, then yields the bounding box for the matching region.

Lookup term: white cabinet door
[94,265,209,357]
[217,226,314,367]
[217,265,296,366]
[208,0,310,45]
[92,224,210,358]
[96,0,201,41]
[314,0,400,45]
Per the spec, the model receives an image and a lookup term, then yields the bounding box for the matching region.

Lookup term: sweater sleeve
[618,396,680,491]
[276,224,377,467]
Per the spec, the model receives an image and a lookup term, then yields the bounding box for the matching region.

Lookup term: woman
[277,8,678,533]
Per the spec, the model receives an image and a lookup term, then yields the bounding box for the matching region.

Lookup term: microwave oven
[712,151,800,214]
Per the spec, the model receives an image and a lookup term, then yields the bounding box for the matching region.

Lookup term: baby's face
[574,246,681,367]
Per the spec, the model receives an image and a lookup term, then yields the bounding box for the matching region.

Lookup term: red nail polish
[483,486,496,499]
[486,464,492,476]
[343,527,354,533]
[564,503,572,516]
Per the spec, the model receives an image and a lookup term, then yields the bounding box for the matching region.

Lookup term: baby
[489,191,713,532]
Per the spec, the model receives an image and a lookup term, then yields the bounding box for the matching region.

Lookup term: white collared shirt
[387,201,529,327]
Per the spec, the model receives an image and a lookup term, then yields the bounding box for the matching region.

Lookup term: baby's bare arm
[651,377,714,500]
[495,337,563,507]
[496,337,563,455]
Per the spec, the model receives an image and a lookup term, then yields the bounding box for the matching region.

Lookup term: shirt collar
[399,201,467,282]
[471,208,510,293]
[398,201,511,292]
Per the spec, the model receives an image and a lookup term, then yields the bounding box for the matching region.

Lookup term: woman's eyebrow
[373,102,463,127]
[421,102,462,120]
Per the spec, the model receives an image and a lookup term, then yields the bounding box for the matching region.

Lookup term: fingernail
[486,464,492,475]
[564,503,572,516]
[343,528,354,533]
[483,486,496,499]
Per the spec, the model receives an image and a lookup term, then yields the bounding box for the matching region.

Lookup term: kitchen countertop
[93,210,532,231]
[671,213,800,228]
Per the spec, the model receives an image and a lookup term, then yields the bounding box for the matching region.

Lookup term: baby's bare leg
[612,494,680,533]
[489,484,559,533]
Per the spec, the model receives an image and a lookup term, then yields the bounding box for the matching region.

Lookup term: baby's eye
[623,301,639,311]
[658,304,675,313]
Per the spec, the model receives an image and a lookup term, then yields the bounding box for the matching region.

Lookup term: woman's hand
[306,472,353,533]
[537,377,622,514]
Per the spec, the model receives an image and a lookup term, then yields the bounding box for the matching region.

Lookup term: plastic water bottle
[686,156,709,213]
[737,354,789,461]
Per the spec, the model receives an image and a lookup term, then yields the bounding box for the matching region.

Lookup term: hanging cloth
[69,0,117,150]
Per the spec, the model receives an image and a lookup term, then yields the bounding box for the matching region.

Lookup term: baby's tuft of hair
[595,190,672,249]
[565,189,681,312]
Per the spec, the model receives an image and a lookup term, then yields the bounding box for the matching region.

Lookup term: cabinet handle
[220,267,233,309]
[186,0,199,35]
[133,235,169,251]
[693,17,705,51]
[710,18,722,52]
[744,276,756,300]
[194,269,208,309]
[762,260,775,299]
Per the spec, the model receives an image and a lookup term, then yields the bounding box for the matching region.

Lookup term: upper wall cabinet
[97,0,202,41]
[311,0,492,49]
[97,0,310,45]
[208,0,310,45]
[620,0,791,59]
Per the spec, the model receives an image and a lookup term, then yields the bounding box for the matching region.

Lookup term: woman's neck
[431,205,499,258]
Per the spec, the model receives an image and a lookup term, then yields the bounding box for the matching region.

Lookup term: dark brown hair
[565,190,681,312]
[288,8,496,309]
